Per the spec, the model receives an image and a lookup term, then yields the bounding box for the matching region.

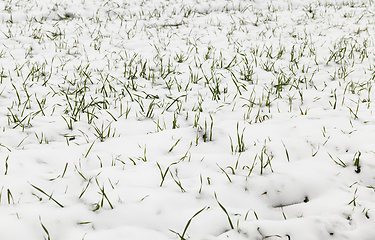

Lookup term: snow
[0,0,375,239]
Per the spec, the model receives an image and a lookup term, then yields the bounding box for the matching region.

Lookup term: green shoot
[39,216,51,240]
[156,161,179,187]
[169,207,207,240]
[168,138,181,153]
[29,183,64,208]
[328,152,347,168]
[229,122,246,153]
[4,155,9,175]
[7,189,14,204]
[84,141,95,158]
[281,141,290,162]
[214,192,234,230]
[353,151,361,173]
[95,178,114,210]
[217,164,232,183]
[170,169,186,193]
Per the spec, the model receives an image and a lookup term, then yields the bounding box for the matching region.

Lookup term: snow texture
[0,0,375,239]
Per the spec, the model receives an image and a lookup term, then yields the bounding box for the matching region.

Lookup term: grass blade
[170,206,207,240]
[214,192,234,229]
[29,183,64,208]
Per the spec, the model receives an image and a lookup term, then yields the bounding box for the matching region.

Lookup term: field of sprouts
[0,0,375,239]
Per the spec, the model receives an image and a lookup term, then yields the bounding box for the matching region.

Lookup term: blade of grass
[84,141,95,158]
[168,138,181,153]
[217,164,232,183]
[39,216,51,240]
[29,183,64,208]
[214,192,234,229]
[169,206,207,240]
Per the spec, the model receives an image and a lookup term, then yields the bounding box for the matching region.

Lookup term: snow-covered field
[1,0,375,239]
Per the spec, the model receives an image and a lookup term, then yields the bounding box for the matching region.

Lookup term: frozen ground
[0,0,375,239]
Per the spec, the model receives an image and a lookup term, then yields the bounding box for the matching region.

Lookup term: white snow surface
[0,0,375,239]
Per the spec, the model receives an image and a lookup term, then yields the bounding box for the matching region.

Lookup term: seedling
[92,121,116,142]
[4,155,9,175]
[189,66,202,84]
[363,208,370,219]
[169,207,207,240]
[79,180,91,199]
[139,145,147,162]
[61,115,74,130]
[174,51,188,63]
[228,70,247,95]
[168,138,181,153]
[156,161,179,187]
[353,151,361,173]
[172,112,179,129]
[75,164,88,182]
[95,178,114,210]
[258,141,274,175]
[240,56,255,83]
[35,132,49,144]
[203,114,214,142]
[281,141,290,162]
[328,152,347,168]
[179,143,192,162]
[84,141,95,158]
[229,122,246,153]
[39,217,51,240]
[7,107,32,130]
[246,154,258,177]
[29,183,64,208]
[138,99,156,119]
[214,192,234,230]
[198,174,203,194]
[280,205,287,220]
[217,164,232,183]
[244,209,258,220]
[165,94,187,112]
[61,163,68,178]
[348,188,358,207]
[170,169,186,193]
[7,189,14,204]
